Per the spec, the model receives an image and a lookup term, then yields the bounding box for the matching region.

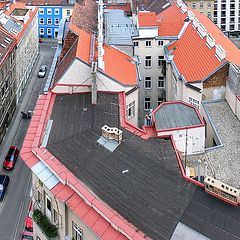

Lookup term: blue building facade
[38,6,63,38]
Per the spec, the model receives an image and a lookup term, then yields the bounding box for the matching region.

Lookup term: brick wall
[203,64,229,89]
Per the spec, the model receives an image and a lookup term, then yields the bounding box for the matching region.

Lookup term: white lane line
[12,175,31,240]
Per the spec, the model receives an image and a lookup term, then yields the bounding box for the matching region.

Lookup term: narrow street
[0,40,57,240]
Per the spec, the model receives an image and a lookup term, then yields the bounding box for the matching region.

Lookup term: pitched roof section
[192,9,240,65]
[71,0,98,33]
[15,0,75,6]
[138,11,158,27]
[157,4,186,36]
[103,45,137,85]
[167,24,224,82]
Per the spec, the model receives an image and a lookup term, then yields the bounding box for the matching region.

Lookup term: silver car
[38,65,47,78]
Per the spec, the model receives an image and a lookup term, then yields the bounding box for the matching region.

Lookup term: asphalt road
[0,40,57,240]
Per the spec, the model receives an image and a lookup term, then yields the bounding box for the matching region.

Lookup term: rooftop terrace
[46,93,240,240]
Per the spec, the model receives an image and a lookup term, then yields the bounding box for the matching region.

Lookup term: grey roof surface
[0,14,23,35]
[188,100,240,188]
[154,102,202,130]
[47,93,240,240]
[105,9,138,46]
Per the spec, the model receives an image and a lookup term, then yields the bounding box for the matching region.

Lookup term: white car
[38,65,47,78]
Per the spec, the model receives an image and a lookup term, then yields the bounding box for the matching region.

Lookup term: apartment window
[221,4,226,10]
[158,40,163,46]
[144,98,151,110]
[230,25,235,30]
[73,223,83,240]
[200,1,203,9]
[39,28,44,35]
[66,9,71,15]
[45,194,52,219]
[230,3,235,9]
[207,2,211,8]
[221,18,226,24]
[37,190,42,202]
[158,56,165,67]
[145,40,152,47]
[47,18,52,25]
[55,18,60,25]
[230,10,235,16]
[39,18,44,25]
[158,76,165,88]
[189,97,199,108]
[47,8,52,15]
[192,2,196,8]
[157,97,164,105]
[145,56,152,67]
[53,209,58,224]
[39,8,44,14]
[127,101,135,120]
[221,11,226,17]
[133,41,139,47]
[47,28,52,36]
[221,25,226,31]
[230,17,235,23]
[144,76,152,89]
[54,8,60,15]
[207,12,211,19]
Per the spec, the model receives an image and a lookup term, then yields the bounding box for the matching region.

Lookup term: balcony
[33,209,58,238]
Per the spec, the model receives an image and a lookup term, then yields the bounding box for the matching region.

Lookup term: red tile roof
[103,45,137,86]
[138,11,158,27]
[157,4,186,36]
[105,2,131,14]
[16,0,73,6]
[192,9,240,65]
[167,24,224,82]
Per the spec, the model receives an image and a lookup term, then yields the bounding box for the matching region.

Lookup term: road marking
[12,175,31,240]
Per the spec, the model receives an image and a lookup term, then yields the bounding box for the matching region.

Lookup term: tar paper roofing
[153,101,203,131]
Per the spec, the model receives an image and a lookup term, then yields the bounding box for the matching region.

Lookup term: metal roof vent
[187,10,195,20]
[197,23,207,38]
[181,4,187,13]
[192,17,199,29]
[206,34,215,48]
[215,44,225,61]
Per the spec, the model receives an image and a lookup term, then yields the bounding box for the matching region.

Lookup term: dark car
[25,200,33,232]
[0,175,10,201]
[38,65,47,78]
[3,146,19,170]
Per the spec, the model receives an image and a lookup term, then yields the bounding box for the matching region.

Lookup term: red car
[3,146,19,170]
[21,231,33,240]
[25,200,33,232]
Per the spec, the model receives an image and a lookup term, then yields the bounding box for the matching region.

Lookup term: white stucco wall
[138,27,158,38]
[157,126,205,155]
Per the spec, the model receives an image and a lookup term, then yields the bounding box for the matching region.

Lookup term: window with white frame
[53,209,58,224]
[158,97,164,105]
[54,8,60,15]
[158,56,165,67]
[158,40,164,46]
[200,1,204,9]
[133,41,139,47]
[47,28,52,35]
[127,101,135,119]
[66,9,71,15]
[39,8,44,14]
[145,40,152,47]
[39,18,44,25]
[207,2,211,8]
[144,97,151,110]
[39,28,44,35]
[73,223,83,240]
[47,8,52,14]
[158,76,165,88]
[47,18,52,25]
[189,97,199,108]
[145,56,152,67]
[55,18,60,25]
[144,76,152,89]
[192,2,196,8]
[207,12,211,18]
[45,194,52,220]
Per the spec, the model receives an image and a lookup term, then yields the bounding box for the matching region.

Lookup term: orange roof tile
[167,24,224,82]
[138,11,157,27]
[68,23,92,64]
[105,2,131,13]
[191,9,240,65]
[157,4,186,36]
[103,45,137,86]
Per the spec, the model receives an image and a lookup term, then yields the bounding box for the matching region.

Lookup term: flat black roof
[47,93,240,240]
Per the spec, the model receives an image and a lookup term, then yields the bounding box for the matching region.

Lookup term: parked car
[38,65,47,78]
[0,175,10,201]
[21,231,33,240]
[3,146,19,170]
[25,200,33,232]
